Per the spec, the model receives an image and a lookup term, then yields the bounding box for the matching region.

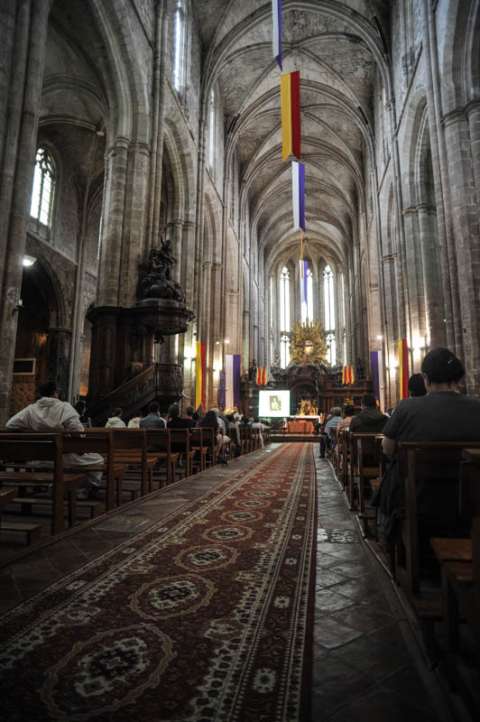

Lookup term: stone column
[46,328,71,398]
[444,111,480,391]
[0,0,50,423]
[467,102,480,209]
[416,204,445,347]
[97,137,129,307]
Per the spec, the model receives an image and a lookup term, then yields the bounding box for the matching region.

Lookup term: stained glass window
[30,147,55,228]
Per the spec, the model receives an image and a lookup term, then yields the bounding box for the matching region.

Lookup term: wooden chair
[396,441,480,604]
[109,428,151,498]
[145,429,179,485]
[169,428,194,477]
[63,430,126,511]
[201,427,218,466]
[190,428,208,471]
[0,433,86,536]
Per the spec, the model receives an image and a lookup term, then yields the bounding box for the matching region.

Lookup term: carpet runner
[0,443,316,721]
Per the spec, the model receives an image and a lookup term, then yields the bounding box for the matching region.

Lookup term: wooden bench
[396,441,480,606]
[190,428,208,472]
[0,433,86,535]
[169,428,194,477]
[145,429,180,485]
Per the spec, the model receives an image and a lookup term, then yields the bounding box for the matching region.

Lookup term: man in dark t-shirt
[349,394,388,433]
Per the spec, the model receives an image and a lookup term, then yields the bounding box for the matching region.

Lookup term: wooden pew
[0,433,86,536]
[108,428,151,497]
[190,428,208,472]
[396,441,480,605]
[169,428,194,477]
[63,430,125,511]
[353,433,383,515]
[201,427,218,467]
[145,429,179,485]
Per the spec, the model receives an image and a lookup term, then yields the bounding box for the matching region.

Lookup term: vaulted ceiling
[197,0,391,272]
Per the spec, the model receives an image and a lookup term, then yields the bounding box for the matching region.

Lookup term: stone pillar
[47,328,71,399]
[467,102,480,209]
[97,137,129,307]
[416,205,445,347]
[0,0,50,424]
[444,111,480,391]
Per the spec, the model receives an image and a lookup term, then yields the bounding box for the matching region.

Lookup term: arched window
[207,88,215,172]
[300,260,313,323]
[279,266,290,368]
[323,264,336,365]
[30,147,56,228]
[173,0,186,91]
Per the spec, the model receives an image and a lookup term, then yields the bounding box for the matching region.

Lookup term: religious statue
[137,238,185,303]
[297,398,318,416]
[290,322,328,365]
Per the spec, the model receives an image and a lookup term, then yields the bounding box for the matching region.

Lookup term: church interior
[1,0,480,720]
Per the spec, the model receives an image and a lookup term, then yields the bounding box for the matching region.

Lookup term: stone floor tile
[314,616,363,649]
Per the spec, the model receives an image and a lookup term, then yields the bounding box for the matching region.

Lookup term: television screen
[258,389,291,418]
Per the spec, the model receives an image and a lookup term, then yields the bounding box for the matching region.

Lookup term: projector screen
[258,389,291,418]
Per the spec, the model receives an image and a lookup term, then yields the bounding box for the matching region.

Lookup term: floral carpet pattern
[0,443,316,721]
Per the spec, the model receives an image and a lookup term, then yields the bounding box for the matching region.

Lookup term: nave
[0,442,453,722]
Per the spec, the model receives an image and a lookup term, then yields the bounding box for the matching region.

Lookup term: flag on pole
[397,338,409,399]
[271,0,283,70]
[292,160,305,231]
[280,71,301,160]
[195,341,206,410]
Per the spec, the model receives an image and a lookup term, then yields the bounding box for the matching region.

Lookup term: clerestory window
[30,147,56,228]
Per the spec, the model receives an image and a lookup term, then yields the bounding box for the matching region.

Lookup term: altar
[286,415,321,434]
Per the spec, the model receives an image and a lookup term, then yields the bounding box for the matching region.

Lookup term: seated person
[7,381,103,499]
[321,407,342,456]
[140,401,166,429]
[167,403,192,429]
[105,408,126,428]
[183,406,197,429]
[349,394,388,433]
[336,404,356,435]
[377,347,480,543]
[198,409,228,464]
[408,373,427,398]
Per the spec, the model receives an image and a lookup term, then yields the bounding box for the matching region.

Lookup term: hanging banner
[271,0,283,70]
[195,341,206,410]
[280,71,301,160]
[256,367,267,386]
[397,338,409,400]
[292,160,305,231]
[233,354,241,408]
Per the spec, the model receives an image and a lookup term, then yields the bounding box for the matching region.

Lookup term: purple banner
[233,354,241,408]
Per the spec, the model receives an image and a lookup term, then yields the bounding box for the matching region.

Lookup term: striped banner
[397,338,409,399]
[233,354,241,407]
[341,365,356,385]
[280,71,301,160]
[271,0,283,70]
[292,160,305,231]
[256,367,267,386]
[195,341,206,410]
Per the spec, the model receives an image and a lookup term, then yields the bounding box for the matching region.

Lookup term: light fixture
[213,363,222,373]
[183,347,195,362]
[376,334,383,341]
[224,338,230,345]
[22,255,36,268]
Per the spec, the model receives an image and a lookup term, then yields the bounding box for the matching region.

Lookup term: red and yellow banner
[256,367,267,386]
[397,338,409,399]
[195,341,207,410]
[342,366,355,385]
[280,71,301,160]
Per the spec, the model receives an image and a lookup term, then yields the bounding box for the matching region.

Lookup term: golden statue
[290,321,328,365]
[298,398,318,416]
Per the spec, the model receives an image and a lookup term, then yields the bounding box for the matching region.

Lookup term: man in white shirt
[7,382,103,499]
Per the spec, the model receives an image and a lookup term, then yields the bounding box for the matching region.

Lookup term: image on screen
[258,389,291,418]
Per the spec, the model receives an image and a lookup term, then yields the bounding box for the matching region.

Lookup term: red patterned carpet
[0,443,316,722]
